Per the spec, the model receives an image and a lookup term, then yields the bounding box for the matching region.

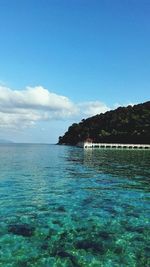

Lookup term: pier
[83,142,150,149]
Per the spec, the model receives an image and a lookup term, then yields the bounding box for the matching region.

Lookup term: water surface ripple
[0,144,149,266]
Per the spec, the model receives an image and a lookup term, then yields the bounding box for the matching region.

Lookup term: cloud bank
[78,101,110,117]
[0,85,110,129]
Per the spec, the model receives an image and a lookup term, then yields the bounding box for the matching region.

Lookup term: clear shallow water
[0,144,149,267]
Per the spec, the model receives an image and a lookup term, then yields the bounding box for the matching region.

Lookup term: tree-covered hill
[58,101,150,145]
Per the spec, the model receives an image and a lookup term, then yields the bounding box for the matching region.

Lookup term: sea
[0,144,149,267]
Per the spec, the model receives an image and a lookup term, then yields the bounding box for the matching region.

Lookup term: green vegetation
[58,101,150,145]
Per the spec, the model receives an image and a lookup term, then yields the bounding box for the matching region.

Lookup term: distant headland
[58,101,150,145]
[0,139,14,144]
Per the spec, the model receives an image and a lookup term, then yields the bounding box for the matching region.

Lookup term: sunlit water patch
[0,144,150,266]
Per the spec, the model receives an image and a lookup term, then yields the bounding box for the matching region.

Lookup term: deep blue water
[0,144,149,267]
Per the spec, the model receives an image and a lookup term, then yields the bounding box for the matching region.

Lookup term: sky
[0,0,149,143]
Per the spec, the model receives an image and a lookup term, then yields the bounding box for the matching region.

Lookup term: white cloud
[0,85,77,129]
[0,86,76,111]
[0,85,110,130]
[78,101,110,117]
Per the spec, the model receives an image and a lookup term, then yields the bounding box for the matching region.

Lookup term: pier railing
[83,142,150,149]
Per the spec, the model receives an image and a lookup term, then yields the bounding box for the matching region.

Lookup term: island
[0,139,13,144]
[58,101,150,146]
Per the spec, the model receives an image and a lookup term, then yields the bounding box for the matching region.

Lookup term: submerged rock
[76,240,105,254]
[98,231,111,240]
[17,260,28,267]
[57,250,73,258]
[56,206,66,212]
[8,223,35,237]
[125,225,145,233]
[59,231,68,240]
[54,250,80,267]
[41,241,49,250]
[44,228,56,240]
[114,245,124,254]
[52,219,62,225]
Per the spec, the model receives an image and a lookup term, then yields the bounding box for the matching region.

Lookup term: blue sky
[0,0,149,143]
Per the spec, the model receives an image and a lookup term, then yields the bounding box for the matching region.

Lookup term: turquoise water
[0,144,149,267]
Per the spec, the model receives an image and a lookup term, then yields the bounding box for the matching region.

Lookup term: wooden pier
[83,142,150,150]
